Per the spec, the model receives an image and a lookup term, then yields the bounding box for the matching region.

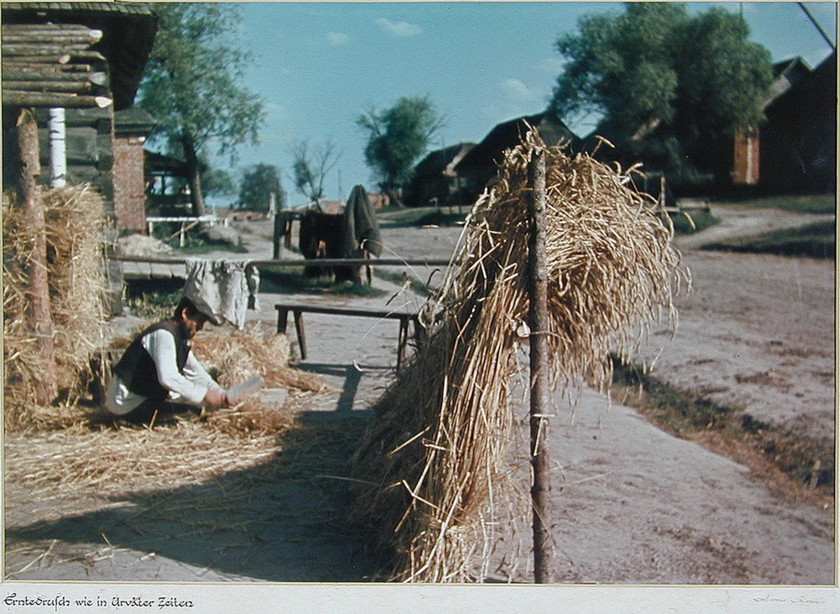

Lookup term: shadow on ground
[5,409,388,582]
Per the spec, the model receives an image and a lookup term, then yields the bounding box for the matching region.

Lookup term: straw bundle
[351,130,687,582]
[3,185,108,429]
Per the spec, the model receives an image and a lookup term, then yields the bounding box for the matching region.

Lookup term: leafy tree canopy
[357,96,444,204]
[139,3,265,214]
[550,3,773,178]
[238,163,283,212]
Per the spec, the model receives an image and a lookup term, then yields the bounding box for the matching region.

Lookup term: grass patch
[124,284,183,320]
[151,221,248,254]
[717,193,836,215]
[669,209,719,235]
[261,266,386,298]
[612,357,834,502]
[701,220,835,259]
[373,269,436,298]
[378,206,467,227]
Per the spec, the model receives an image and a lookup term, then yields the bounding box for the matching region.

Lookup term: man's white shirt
[105,328,223,415]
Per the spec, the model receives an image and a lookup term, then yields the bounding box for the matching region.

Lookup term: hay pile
[190,322,325,436]
[3,185,108,430]
[350,131,687,582]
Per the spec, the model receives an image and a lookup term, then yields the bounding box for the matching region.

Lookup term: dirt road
[3,205,835,584]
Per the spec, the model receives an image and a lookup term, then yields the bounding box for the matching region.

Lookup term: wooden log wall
[1,23,112,109]
[2,21,121,315]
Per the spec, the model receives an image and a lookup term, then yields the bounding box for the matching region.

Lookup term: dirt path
[4,206,835,584]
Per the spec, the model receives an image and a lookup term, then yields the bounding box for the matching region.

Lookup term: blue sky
[213,2,836,207]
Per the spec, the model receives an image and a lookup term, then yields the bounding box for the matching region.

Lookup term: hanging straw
[350,129,688,582]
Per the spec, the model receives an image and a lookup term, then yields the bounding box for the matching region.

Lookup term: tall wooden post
[17,107,58,405]
[271,191,283,260]
[527,149,553,583]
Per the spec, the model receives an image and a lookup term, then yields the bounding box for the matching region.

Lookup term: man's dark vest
[113,320,191,400]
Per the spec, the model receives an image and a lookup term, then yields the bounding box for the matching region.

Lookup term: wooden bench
[275,303,424,369]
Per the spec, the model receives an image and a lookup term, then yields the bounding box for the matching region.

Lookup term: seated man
[105,295,228,423]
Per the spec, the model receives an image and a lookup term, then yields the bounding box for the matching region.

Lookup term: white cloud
[327,32,350,46]
[374,17,422,38]
[264,102,289,122]
[499,78,536,102]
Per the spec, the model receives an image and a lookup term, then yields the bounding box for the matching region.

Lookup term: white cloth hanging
[184,259,260,330]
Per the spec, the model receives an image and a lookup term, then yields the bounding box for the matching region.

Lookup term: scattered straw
[350,130,687,582]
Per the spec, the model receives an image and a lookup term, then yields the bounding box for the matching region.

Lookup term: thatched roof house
[454,112,581,204]
[405,142,474,208]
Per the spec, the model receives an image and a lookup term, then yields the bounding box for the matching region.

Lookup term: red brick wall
[112,135,147,232]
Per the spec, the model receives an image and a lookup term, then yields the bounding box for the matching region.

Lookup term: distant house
[367,192,390,209]
[732,56,821,186]
[757,52,836,193]
[405,142,475,208]
[454,112,581,205]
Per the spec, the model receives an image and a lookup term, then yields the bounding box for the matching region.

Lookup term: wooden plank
[275,303,417,321]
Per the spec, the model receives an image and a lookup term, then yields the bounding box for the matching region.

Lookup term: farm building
[404,142,474,208]
[757,52,836,194]
[453,112,582,206]
[2,2,158,314]
[2,3,157,202]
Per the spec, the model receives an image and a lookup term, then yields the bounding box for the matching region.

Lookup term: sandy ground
[3,205,835,585]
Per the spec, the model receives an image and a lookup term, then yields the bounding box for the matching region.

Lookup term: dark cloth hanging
[342,184,382,257]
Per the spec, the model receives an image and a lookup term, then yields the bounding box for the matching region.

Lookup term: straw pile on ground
[3,321,326,507]
[350,130,687,582]
[3,185,108,431]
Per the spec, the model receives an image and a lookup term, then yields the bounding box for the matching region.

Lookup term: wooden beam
[1,30,103,44]
[3,42,98,56]
[2,90,112,108]
[3,69,107,85]
[2,62,96,73]
[15,107,58,405]
[2,23,101,34]
[527,148,554,584]
[2,80,102,94]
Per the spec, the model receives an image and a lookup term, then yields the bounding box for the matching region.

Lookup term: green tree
[357,96,444,206]
[201,166,235,200]
[139,3,265,216]
[550,3,773,180]
[290,138,341,206]
[238,163,283,212]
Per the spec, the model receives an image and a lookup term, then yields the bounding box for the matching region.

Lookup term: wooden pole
[527,148,553,583]
[16,107,58,405]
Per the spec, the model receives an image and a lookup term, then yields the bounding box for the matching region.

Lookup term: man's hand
[204,388,228,408]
